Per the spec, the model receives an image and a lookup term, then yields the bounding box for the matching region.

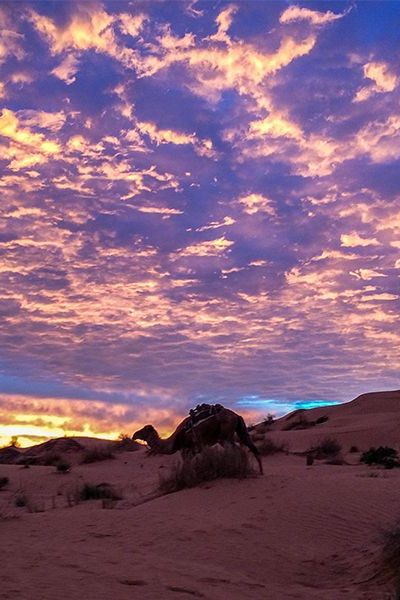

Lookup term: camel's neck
[147,428,176,454]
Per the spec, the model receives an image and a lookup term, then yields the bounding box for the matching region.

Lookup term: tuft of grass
[81,447,115,464]
[159,446,255,494]
[308,437,342,460]
[79,482,122,501]
[256,437,288,456]
[0,476,9,490]
[360,446,400,469]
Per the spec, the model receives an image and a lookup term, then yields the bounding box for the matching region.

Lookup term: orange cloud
[340,233,380,247]
[0,393,184,448]
[51,54,80,84]
[280,5,348,26]
[238,193,276,216]
[207,5,238,43]
[0,108,61,170]
[174,236,234,257]
[354,61,398,102]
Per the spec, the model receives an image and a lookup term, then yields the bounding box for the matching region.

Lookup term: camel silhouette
[132,405,263,474]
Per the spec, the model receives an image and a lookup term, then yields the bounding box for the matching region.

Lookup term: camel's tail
[236,416,263,475]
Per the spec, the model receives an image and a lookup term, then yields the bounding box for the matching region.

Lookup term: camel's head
[132,424,156,442]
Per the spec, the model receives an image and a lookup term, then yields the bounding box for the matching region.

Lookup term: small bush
[15,493,28,507]
[79,482,121,501]
[257,437,288,456]
[308,437,342,460]
[159,446,255,494]
[261,414,275,427]
[81,447,115,464]
[349,445,359,453]
[0,476,9,490]
[360,446,400,469]
[56,460,71,473]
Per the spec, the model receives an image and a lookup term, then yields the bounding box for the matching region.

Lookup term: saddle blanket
[186,403,224,430]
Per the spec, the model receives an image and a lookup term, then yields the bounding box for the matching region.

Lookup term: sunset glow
[0,1,399,447]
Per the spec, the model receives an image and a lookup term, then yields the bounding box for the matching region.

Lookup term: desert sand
[1,390,400,599]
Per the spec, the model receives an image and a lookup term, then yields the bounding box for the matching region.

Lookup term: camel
[132,405,263,474]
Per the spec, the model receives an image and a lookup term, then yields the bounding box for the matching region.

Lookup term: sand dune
[1,390,399,599]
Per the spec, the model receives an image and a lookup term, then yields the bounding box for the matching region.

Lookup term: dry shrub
[81,447,115,464]
[14,491,45,512]
[79,482,122,501]
[361,446,400,469]
[159,446,255,494]
[56,460,71,473]
[14,493,28,507]
[308,437,342,460]
[257,437,288,456]
[0,476,9,490]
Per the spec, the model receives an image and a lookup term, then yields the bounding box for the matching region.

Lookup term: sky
[0,1,399,446]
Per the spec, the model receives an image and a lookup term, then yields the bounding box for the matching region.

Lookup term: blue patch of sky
[237,395,341,416]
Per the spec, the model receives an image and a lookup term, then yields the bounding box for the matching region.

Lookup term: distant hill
[253,390,400,452]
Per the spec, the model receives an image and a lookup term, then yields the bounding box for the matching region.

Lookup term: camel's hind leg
[236,417,263,474]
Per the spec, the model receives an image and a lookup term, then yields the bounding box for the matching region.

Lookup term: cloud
[17,109,67,132]
[118,13,146,38]
[0,392,183,447]
[0,7,25,64]
[28,5,115,54]
[354,61,398,102]
[174,236,234,257]
[350,269,387,281]
[356,115,400,163]
[51,54,80,84]
[0,1,399,435]
[340,233,380,247]
[0,108,61,170]
[238,193,276,216]
[136,120,216,157]
[207,5,238,43]
[280,5,348,26]
[194,216,236,232]
[248,112,302,141]
[186,1,204,18]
